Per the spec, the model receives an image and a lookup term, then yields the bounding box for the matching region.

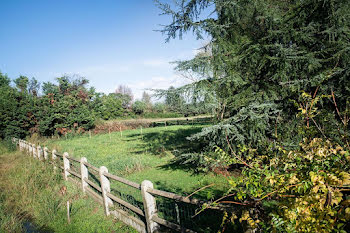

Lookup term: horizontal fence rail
[12,138,226,233]
[104,172,141,190]
[147,188,202,205]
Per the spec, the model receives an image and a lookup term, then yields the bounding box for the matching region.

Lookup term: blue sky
[0,0,207,99]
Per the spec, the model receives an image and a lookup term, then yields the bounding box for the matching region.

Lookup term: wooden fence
[12,138,212,233]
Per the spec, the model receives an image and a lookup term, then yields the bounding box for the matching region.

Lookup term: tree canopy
[157,0,350,150]
[157,0,350,231]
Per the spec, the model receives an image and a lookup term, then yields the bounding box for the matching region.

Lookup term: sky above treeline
[0,0,208,99]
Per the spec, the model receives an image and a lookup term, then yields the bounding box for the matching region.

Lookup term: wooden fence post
[32,144,37,158]
[80,157,88,193]
[52,149,57,170]
[99,166,113,216]
[52,149,57,160]
[63,152,70,181]
[29,143,32,156]
[43,147,48,160]
[141,180,159,233]
[37,146,42,160]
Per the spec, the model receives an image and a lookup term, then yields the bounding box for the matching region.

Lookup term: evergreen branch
[225,133,254,169]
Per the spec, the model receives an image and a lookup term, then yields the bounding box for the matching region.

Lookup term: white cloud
[192,48,201,56]
[120,75,193,101]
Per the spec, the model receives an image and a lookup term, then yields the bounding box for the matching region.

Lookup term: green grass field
[45,125,227,199]
[42,124,230,232]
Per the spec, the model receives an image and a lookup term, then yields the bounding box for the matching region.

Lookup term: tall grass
[0,141,136,233]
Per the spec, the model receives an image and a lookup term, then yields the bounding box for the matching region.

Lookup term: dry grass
[93,115,211,135]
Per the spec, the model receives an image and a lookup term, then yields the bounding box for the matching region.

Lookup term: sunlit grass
[45,125,227,198]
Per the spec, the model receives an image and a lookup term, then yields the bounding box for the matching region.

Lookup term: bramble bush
[204,138,350,232]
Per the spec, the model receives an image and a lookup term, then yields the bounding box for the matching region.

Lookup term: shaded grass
[0,141,136,233]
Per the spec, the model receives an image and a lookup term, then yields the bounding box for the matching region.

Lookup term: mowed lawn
[45,125,227,199]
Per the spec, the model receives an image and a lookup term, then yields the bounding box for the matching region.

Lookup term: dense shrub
[132,101,147,115]
[204,138,350,232]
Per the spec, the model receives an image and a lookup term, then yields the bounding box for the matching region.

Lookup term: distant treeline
[0,73,211,139]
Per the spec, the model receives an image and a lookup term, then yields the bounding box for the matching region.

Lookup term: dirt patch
[92,120,151,135]
[92,115,211,135]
